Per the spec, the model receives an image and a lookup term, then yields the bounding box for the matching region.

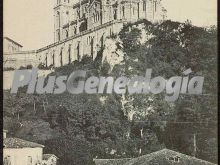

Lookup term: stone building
[3,130,58,165]
[3,37,23,53]
[3,0,167,69]
[54,0,166,42]
[3,131,44,165]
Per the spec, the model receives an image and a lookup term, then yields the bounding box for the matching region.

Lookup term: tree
[3,20,217,164]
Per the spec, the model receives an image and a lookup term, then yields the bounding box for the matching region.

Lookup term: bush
[3,67,15,71]
[26,65,33,69]
[37,63,53,70]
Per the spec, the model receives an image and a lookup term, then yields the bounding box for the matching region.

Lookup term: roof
[93,158,131,165]
[3,138,44,149]
[4,37,23,47]
[93,149,216,165]
[124,149,216,165]
[43,154,58,160]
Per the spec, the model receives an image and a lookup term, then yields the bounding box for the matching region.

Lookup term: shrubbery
[3,20,217,164]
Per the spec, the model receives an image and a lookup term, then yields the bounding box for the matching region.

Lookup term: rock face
[102,38,125,72]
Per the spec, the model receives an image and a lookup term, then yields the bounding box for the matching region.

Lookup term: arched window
[77,42,80,61]
[93,13,96,22]
[65,29,69,38]
[100,34,104,49]
[64,11,69,25]
[57,11,60,27]
[60,48,63,66]
[113,9,117,20]
[90,37,94,59]
[143,1,146,11]
[87,36,90,45]
[52,51,55,66]
[45,53,48,67]
[68,45,71,64]
[74,27,77,34]
[96,13,99,21]
[122,6,125,17]
[77,9,80,18]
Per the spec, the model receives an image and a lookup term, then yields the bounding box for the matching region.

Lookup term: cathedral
[4,0,166,69]
[54,0,166,42]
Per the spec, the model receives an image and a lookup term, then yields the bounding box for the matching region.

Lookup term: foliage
[3,67,15,71]
[38,63,53,70]
[3,20,217,164]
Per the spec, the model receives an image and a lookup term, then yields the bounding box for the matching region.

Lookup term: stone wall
[3,21,124,69]
[3,0,165,70]
[3,147,43,165]
[4,51,39,69]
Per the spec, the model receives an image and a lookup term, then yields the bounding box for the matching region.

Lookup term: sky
[4,0,217,50]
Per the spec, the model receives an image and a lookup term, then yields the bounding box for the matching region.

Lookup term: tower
[54,0,72,42]
[53,0,166,42]
[100,0,111,24]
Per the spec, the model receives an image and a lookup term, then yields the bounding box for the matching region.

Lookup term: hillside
[3,20,217,165]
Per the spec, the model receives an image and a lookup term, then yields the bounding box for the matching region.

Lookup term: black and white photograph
[3,0,218,164]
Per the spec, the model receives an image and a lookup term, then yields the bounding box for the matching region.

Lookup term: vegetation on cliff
[3,20,217,165]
